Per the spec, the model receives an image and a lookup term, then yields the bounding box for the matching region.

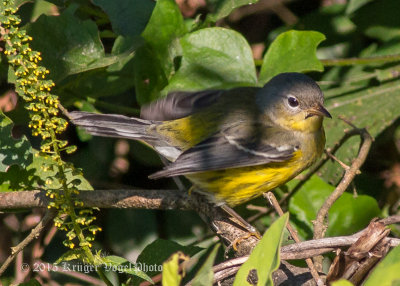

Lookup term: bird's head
[256,72,331,133]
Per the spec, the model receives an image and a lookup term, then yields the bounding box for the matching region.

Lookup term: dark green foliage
[1,0,400,285]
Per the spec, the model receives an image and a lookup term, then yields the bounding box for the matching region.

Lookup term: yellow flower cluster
[1,2,66,143]
[1,0,101,252]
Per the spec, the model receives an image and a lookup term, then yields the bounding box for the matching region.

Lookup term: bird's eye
[287,96,299,108]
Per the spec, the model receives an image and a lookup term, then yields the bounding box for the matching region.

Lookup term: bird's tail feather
[69,111,158,142]
[69,111,184,162]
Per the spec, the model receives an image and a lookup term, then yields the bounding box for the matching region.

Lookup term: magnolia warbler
[70,72,331,208]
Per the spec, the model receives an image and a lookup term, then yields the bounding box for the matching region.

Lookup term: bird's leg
[159,156,187,191]
[220,204,261,251]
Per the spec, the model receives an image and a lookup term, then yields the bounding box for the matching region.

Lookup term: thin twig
[324,150,351,171]
[0,210,56,276]
[254,54,400,68]
[380,215,400,225]
[265,192,324,286]
[313,119,373,271]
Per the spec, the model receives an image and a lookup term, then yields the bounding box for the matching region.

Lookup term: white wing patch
[154,146,182,161]
[223,134,285,159]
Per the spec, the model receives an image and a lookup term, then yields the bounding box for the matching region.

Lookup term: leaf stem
[47,112,113,286]
[254,54,400,67]
[320,54,400,66]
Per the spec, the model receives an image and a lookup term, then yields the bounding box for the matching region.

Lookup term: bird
[69,72,331,235]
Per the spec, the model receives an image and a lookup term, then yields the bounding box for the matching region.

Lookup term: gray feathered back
[140,90,222,121]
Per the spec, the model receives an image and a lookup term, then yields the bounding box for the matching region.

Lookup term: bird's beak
[306,103,332,119]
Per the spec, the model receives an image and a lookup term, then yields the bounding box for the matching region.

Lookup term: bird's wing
[140,90,224,121]
[149,124,299,179]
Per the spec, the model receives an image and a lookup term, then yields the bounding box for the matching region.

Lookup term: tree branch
[210,216,400,285]
[0,189,188,210]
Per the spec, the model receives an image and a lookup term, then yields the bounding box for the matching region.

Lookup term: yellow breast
[187,150,306,206]
[187,127,325,206]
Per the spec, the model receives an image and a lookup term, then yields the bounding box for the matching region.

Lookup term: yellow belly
[187,151,305,206]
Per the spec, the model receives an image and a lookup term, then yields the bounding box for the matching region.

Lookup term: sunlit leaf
[364,245,400,286]
[141,0,186,76]
[259,30,325,84]
[27,6,110,82]
[164,27,257,93]
[191,244,220,286]
[331,279,354,286]
[288,176,380,239]
[128,239,202,285]
[0,110,32,172]
[233,213,288,286]
[162,252,189,286]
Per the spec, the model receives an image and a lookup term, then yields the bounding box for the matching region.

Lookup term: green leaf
[327,195,380,237]
[137,239,202,270]
[162,252,188,286]
[364,245,400,286]
[128,239,202,285]
[331,279,354,286]
[134,0,186,105]
[0,164,37,192]
[56,52,136,101]
[322,78,400,184]
[319,42,400,185]
[288,176,380,239]
[101,255,153,283]
[55,33,142,102]
[233,213,289,286]
[27,6,108,82]
[164,27,257,93]
[142,0,186,76]
[112,35,144,55]
[18,0,58,23]
[206,0,259,22]
[0,148,91,192]
[134,46,169,105]
[26,152,93,191]
[259,30,325,84]
[0,110,33,172]
[93,0,155,38]
[191,244,220,286]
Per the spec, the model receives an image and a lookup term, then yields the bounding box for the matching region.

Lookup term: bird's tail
[68,111,182,161]
[69,111,157,141]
